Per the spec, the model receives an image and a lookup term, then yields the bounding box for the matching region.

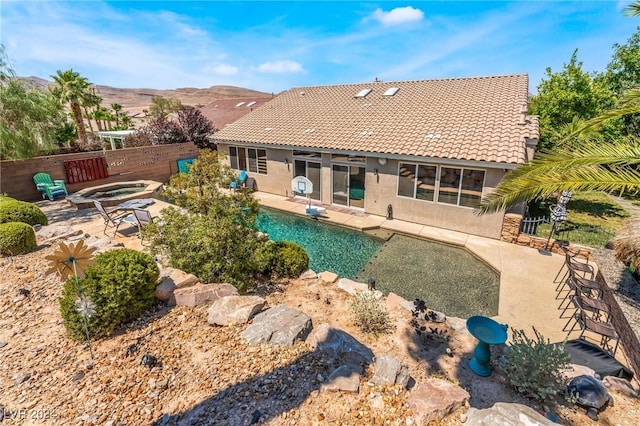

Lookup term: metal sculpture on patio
[543,190,572,252]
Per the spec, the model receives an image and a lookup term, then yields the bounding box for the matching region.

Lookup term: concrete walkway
[39,193,576,344]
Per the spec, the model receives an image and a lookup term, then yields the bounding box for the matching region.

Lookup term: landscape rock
[369,354,411,388]
[36,225,78,241]
[603,376,639,398]
[241,305,312,346]
[386,292,414,312]
[155,279,176,302]
[407,378,470,426]
[336,278,383,299]
[13,372,31,385]
[321,364,362,393]
[174,283,238,307]
[307,322,374,365]
[319,271,339,283]
[299,269,317,279]
[466,402,556,426]
[562,364,596,381]
[207,295,266,326]
[160,268,199,290]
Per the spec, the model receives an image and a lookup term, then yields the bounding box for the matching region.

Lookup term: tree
[529,50,615,150]
[625,1,640,16]
[145,116,186,145]
[598,27,640,136]
[147,96,182,120]
[111,103,123,128]
[1,46,68,159]
[51,69,92,148]
[177,106,216,148]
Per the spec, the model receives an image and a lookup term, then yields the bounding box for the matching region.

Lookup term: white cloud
[369,6,425,27]
[257,60,304,73]
[205,64,239,76]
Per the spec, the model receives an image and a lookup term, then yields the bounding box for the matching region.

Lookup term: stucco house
[210,74,539,239]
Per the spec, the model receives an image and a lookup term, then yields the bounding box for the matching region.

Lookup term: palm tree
[82,90,102,133]
[111,103,123,128]
[51,69,91,148]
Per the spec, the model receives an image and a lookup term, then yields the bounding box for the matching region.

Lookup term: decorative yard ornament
[543,190,572,252]
[45,240,97,367]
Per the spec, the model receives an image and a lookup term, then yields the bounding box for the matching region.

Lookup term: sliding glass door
[332,164,365,208]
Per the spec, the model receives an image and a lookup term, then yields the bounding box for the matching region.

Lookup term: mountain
[21,76,274,129]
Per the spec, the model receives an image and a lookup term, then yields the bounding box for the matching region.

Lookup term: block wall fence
[0,144,200,201]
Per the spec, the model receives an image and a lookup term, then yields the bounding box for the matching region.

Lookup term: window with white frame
[229,146,267,174]
[398,163,485,208]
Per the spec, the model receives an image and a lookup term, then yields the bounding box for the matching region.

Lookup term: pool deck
[36,192,625,358]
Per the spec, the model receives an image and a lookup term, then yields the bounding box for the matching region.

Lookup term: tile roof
[211,74,539,165]
[198,97,274,129]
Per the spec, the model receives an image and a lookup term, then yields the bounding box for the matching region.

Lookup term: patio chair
[556,255,595,294]
[33,172,68,201]
[93,200,137,236]
[131,208,154,241]
[562,293,611,332]
[553,245,590,284]
[558,271,603,310]
[574,301,620,356]
[230,170,248,192]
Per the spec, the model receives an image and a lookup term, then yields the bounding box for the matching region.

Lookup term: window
[228,146,268,174]
[397,163,484,208]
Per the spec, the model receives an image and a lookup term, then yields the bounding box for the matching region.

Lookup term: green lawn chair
[33,172,68,201]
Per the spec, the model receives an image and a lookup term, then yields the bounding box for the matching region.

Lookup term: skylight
[235,102,245,107]
[383,87,399,97]
[246,101,257,107]
[354,88,372,98]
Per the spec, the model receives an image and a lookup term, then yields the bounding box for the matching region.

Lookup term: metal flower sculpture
[45,240,96,280]
[45,240,98,367]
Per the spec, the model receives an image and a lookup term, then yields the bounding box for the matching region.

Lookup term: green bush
[269,241,309,278]
[350,291,395,336]
[146,207,263,291]
[59,248,159,340]
[0,199,48,226]
[0,222,37,255]
[501,327,571,407]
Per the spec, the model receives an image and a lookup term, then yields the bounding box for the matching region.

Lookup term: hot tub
[66,180,164,209]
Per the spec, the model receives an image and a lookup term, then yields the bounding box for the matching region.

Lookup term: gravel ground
[1,235,638,425]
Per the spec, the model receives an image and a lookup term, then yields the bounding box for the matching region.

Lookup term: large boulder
[159,268,199,290]
[407,378,470,426]
[207,296,266,326]
[241,305,312,346]
[465,402,556,426]
[174,283,238,307]
[368,354,411,388]
[306,322,374,365]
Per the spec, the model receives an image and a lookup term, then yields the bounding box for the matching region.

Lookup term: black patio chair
[93,200,136,236]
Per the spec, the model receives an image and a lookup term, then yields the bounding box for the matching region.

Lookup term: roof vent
[299,91,305,96]
[383,87,399,97]
[235,101,245,107]
[264,127,273,132]
[355,88,372,98]
[360,130,373,136]
[424,133,442,140]
[304,128,315,133]
[246,101,257,108]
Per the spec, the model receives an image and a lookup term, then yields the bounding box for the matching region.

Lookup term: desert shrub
[0,222,37,255]
[0,199,48,226]
[269,241,309,278]
[350,291,395,336]
[146,207,263,291]
[501,327,571,407]
[59,248,159,340]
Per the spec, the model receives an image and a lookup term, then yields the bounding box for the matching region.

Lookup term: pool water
[91,185,145,199]
[257,208,500,318]
[256,209,384,278]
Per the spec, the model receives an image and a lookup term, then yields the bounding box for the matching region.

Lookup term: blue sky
[1,1,638,94]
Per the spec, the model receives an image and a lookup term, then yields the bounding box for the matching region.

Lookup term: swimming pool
[257,208,384,278]
[257,208,500,318]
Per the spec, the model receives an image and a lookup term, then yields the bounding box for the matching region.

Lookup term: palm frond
[624,1,640,16]
[478,142,640,214]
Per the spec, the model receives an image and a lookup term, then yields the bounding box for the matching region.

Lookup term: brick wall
[596,271,640,379]
[0,144,200,201]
